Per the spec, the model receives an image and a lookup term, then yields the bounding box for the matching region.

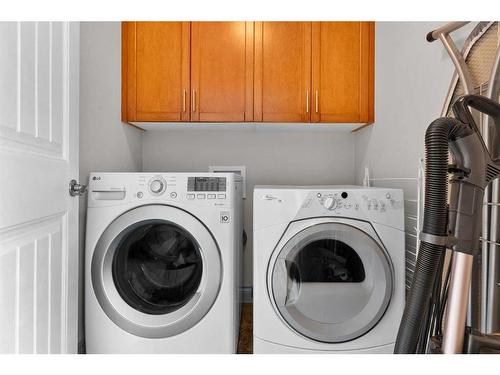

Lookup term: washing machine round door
[91,205,221,338]
[270,222,393,343]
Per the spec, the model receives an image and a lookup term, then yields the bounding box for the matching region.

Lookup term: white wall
[355,22,474,184]
[354,22,475,289]
[79,22,143,351]
[142,126,356,287]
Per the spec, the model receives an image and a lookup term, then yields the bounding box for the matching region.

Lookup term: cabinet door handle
[182,90,186,112]
[306,90,309,113]
[192,90,196,112]
[315,90,319,113]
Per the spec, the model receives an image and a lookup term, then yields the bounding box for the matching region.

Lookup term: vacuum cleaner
[395,94,500,354]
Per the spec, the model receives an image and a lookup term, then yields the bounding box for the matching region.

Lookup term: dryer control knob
[149,179,165,194]
[323,197,338,210]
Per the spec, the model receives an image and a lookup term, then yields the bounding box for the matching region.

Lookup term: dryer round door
[91,205,221,338]
[269,222,393,343]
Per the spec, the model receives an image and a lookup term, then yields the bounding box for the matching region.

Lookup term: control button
[136,191,143,199]
[386,193,391,199]
[170,192,177,199]
[149,177,166,195]
[323,197,338,210]
[150,180,163,193]
[218,193,226,199]
[208,194,216,199]
[317,193,322,198]
[354,203,359,210]
[197,194,206,199]
[341,192,348,199]
[187,194,195,200]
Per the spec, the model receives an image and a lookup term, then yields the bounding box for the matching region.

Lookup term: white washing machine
[253,186,405,353]
[85,173,243,353]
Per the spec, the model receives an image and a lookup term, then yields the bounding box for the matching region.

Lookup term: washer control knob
[323,197,338,210]
[149,179,165,194]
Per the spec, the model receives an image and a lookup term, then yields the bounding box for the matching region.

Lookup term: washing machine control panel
[134,174,234,207]
[87,173,238,209]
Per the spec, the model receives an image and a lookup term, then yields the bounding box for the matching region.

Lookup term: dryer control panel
[317,191,358,211]
[315,190,402,213]
[253,185,404,231]
[303,188,404,230]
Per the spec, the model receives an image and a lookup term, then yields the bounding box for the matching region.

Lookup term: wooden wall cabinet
[122,21,374,125]
[122,22,190,122]
[312,22,374,123]
[191,22,254,122]
[254,22,311,122]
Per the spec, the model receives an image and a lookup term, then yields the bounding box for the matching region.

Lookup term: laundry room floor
[237,304,253,354]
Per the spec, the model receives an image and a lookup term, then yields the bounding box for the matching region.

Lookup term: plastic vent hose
[394,117,473,354]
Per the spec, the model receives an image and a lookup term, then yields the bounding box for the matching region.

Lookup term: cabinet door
[254,22,312,122]
[311,22,374,123]
[190,22,254,122]
[122,22,190,122]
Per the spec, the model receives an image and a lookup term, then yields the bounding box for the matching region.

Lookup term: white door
[0,22,79,353]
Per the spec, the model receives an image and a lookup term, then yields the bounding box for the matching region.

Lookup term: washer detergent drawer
[92,189,126,200]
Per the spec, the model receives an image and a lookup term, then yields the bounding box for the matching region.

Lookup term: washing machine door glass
[92,205,221,339]
[112,222,203,315]
[270,222,393,343]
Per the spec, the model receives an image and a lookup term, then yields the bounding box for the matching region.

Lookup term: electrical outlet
[209,165,247,199]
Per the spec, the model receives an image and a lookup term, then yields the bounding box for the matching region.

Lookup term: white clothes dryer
[253,186,405,353]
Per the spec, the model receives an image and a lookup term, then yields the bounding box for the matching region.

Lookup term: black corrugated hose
[394,117,473,354]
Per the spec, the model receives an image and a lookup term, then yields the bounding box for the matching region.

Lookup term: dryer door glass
[271,222,393,343]
[112,222,203,315]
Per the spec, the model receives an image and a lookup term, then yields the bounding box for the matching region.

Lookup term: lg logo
[92,176,101,181]
[220,211,230,223]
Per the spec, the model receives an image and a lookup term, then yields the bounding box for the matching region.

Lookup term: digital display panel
[187,177,226,192]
